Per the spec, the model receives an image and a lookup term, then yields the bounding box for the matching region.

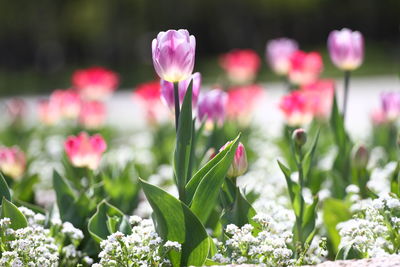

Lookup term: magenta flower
[197,89,228,125]
[219,141,248,178]
[79,101,107,129]
[328,28,364,71]
[288,51,323,86]
[381,92,400,121]
[0,146,26,179]
[64,132,107,170]
[160,72,201,110]
[72,67,119,101]
[219,49,261,84]
[266,38,298,75]
[152,29,196,83]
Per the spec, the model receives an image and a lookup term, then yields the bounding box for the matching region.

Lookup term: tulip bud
[0,146,26,179]
[152,29,196,82]
[64,132,107,170]
[292,128,307,147]
[220,142,248,178]
[327,28,364,71]
[352,145,369,169]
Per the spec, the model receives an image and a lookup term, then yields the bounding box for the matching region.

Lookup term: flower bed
[0,28,399,266]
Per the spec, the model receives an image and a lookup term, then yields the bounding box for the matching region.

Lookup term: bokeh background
[0,0,399,95]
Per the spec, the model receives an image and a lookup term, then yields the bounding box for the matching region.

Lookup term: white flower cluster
[338,194,400,257]
[0,207,91,266]
[213,215,294,266]
[94,217,180,267]
[0,223,59,267]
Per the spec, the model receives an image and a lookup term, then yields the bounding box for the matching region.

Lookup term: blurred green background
[0,0,399,96]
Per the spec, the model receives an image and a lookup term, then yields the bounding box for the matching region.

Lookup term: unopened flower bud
[292,128,307,147]
[220,142,248,178]
[352,145,369,168]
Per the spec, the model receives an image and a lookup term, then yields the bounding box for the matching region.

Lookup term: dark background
[0,0,399,95]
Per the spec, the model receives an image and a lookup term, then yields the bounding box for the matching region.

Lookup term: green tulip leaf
[302,129,320,180]
[1,197,28,230]
[174,81,193,199]
[190,134,240,224]
[186,139,237,203]
[0,173,11,204]
[88,200,132,243]
[140,179,209,267]
[52,171,90,228]
[323,198,352,253]
[221,180,256,228]
[336,244,364,260]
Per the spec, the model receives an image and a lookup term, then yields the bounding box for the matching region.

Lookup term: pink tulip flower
[0,146,26,179]
[79,101,106,129]
[226,84,264,120]
[219,49,261,84]
[288,51,323,86]
[219,141,248,178]
[198,89,228,126]
[266,38,298,75]
[280,90,313,126]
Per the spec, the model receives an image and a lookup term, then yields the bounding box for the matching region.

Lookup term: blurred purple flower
[152,29,196,82]
[381,92,400,121]
[160,72,201,110]
[328,28,364,71]
[266,38,298,75]
[198,89,228,125]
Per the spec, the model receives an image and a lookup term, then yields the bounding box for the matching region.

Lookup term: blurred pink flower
[301,79,335,119]
[72,67,119,101]
[219,49,261,84]
[328,28,364,71]
[280,90,313,126]
[266,38,298,75]
[6,98,26,122]
[38,99,61,125]
[152,29,196,83]
[288,51,323,86]
[160,72,201,110]
[64,132,107,170]
[133,80,166,124]
[50,89,81,119]
[0,146,26,179]
[198,89,228,126]
[79,101,106,129]
[370,108,387,125]
[226,84,264,120]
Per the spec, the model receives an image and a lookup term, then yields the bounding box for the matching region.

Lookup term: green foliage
[174,82,193,201]
[88,200,131,243]
[139,179,209,267]
[323,198,352,255]
[336,244,364,260]
[52,171,92,229]
[190,135,240,224]
[0,173,11,204]
[1,197,28,230]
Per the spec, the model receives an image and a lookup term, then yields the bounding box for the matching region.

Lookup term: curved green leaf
[1,197,28,230]
[186,139,237,203]
[88,200,132,243]
[190,135,240,224]
[0,173,11,204]
[336,244,364,260]
[323,198,351,253]
[174,81,193,199]
[140,179,209,267]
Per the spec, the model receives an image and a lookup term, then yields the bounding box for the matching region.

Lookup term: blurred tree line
[0,0,399,94]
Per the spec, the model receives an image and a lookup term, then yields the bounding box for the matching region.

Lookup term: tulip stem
[342,71,351,120]
[173,82,180,131]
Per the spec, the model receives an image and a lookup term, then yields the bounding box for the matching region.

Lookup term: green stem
[296,148,305,255]
[342,71,351,121]
[173,82,180,132]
